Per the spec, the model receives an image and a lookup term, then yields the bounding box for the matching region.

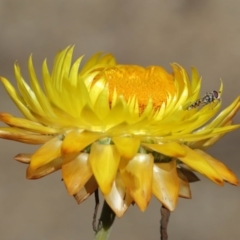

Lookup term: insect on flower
[186,90,221,110]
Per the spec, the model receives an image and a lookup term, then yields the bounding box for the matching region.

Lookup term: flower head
[1,46,239,217]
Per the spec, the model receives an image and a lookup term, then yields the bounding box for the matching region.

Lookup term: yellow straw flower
[1,46,239,217]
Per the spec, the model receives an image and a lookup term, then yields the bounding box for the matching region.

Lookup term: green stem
[94,201,116,240]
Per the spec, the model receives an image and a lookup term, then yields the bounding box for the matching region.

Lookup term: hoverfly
[186,90,221,110]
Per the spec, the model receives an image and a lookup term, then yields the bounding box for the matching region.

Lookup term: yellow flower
[1,46,239,217]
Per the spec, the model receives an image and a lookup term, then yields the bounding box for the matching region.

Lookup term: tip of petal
[225,178,239,186]
[213,177,224,186]
[14,153,31,164]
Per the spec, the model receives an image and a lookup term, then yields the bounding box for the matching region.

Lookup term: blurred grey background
[0,0,240,239]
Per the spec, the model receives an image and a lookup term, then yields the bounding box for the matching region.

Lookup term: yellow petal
[0,77,37,121]
[142,142,186,158]
[61,130,101,156]
[80,105,104,128]
[62,153,93,195]
[190,67,201,93]
[204,96,240,129]
[103,96,127,127]
[168,64,189,114]
[178,146,223,185]
[152,160,179,211]
[195,149,239,186]
[69,56,84,86]
[73,176,98,204]
[89,77,107,105]
[0,113,59,134]
[27,157,62,179]
[51,46,71,90]
[28,55,55,118]
[0,127,53,144]
[177,169,191,199]
[104,172,133,217]
[30,136,62,170]
[112,136,140,159]
[120,153,154,211]
[79,52,102,75]
[180,104,220,134]
[192,120,234,149]
[202,134,225,148]
[89,143,121,194]
[162,125,240,142]
[93,85,110,119]
[14,63,46,116]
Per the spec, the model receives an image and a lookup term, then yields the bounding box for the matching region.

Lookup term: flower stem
[160,205,171,240]
[92,190,100,232]
[94,201,115,240]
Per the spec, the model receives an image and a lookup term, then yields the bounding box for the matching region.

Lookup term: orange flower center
[93,65,176,113]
